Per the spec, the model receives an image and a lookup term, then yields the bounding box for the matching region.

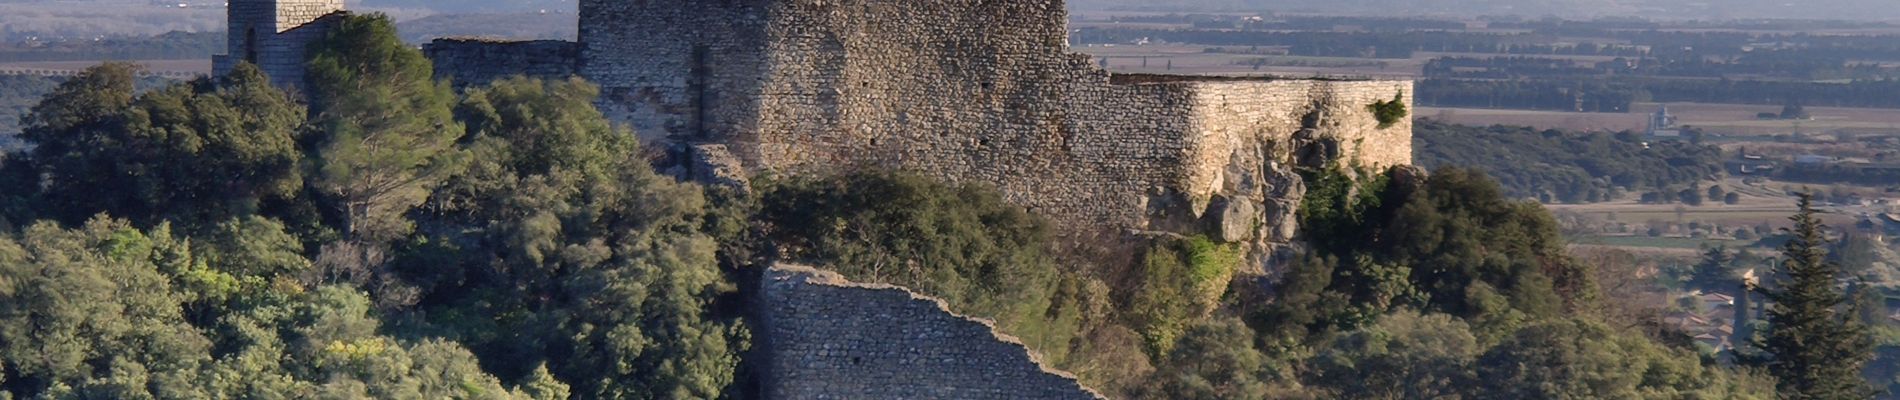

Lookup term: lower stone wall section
[425,38,580,88]
[760,264,1105,400]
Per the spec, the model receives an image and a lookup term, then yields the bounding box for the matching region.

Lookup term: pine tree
[1688,246,1737,294]
[1760,194,1871,399]
[304,13,465,243]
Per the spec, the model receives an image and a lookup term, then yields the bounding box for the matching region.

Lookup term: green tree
[1308,310,1479,399]
[1688,246,1740,294]
[0,151,37,230]
[1126,235,1243,355]
[1477,319,1774,400]
[1833,233,1881,276]
[1249,253,1350,339]
[290,287,539,400]
[1367,92,1408,129]
[1141,318,1293,400]
[18,63,305,229]
[0,218,534,399]
[304,13,464,243]
[1381,168,1590,325]
[1782,101,1810,120]
[16,63,138,222]
[1760,195,1872,399]
[759,171,1081,362]
[400,77,744,398]
[0,219,212,398]
[1680,188,1705,206]
[1255,167,1584,343]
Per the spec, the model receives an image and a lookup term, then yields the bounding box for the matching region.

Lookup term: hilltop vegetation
[0,75,60,148]
[0,15,740,398]
[0,12,1873,400]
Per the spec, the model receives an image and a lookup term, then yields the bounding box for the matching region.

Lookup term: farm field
[1568,243,1707,260]
[1420,103,1900,135]
[1542,174,1883,255]
[1569,235,1760,251]
[0,60,210,77]
[1072,44,1419,78]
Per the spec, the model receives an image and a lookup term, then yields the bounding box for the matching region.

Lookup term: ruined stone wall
[577,1,772,142]
[567,0,1413,273]
[216,2,1417,248]
[1181,80,1413,197]
[715,0,1413,238]
[425,39,580,88]
[214,0,345,88]
[760,264,1105,400]
[738,0,1203,231]
[1167,79,1413,272]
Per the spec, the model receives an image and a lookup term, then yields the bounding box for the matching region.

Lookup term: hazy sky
[353,0,1900,22]
[1068,0,1900,21]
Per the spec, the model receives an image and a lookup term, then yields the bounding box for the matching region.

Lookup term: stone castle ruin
[217,0,1412,397]
[213,0,346,88]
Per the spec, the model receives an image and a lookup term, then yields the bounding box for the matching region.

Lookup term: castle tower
[213,0,347,88]
[575,0,1073,143]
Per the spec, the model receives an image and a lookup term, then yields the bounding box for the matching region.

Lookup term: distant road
[0,60,210,79]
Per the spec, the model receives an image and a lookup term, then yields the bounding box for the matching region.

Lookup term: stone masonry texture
[230,1,1414,251]
[424,38,580,88]
[562,0,1412,249]
[761,264,1107,400]
[214,0,346,88]
[223,0,1415,396]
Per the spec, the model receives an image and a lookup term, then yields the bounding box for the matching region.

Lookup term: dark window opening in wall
[244,28,259,63]
[691,45,710,139]
[851,356,863,365]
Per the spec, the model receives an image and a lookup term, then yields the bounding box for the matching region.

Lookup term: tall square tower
[213,0,347,88]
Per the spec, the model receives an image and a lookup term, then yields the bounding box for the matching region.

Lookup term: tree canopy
[304,13,465,243]
[0,11,1838,400]
[1760,195,1873,399]
[0,13,748,400]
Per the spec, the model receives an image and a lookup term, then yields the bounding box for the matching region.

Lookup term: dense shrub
[758,171,1086,364]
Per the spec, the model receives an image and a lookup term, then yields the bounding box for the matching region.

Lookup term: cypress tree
[1760,194,1871,399]
[1688,246,1736,294]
